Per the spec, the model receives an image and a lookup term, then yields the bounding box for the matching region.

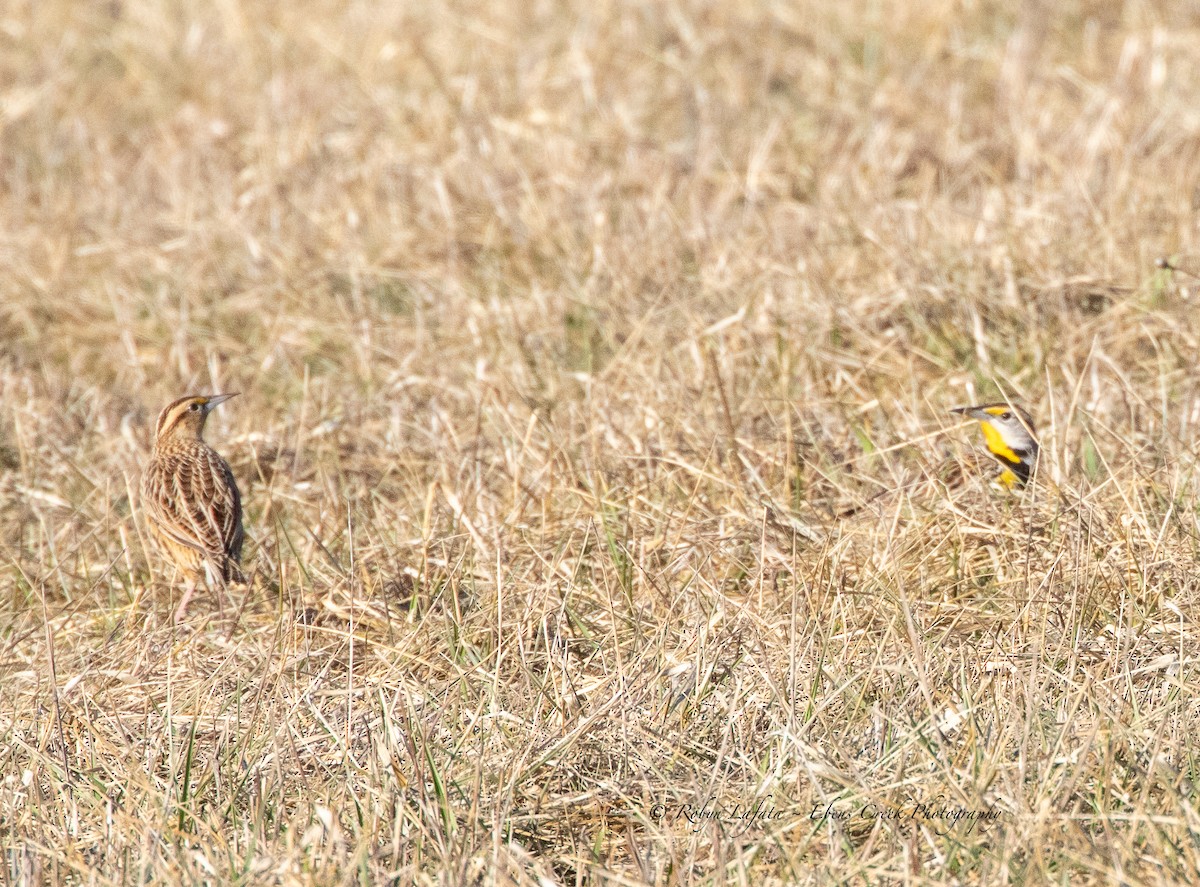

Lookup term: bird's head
[153,393,238,444]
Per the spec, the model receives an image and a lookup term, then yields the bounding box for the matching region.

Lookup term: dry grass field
[4,0,1200,883]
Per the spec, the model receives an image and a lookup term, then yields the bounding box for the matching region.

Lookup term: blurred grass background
[4,0,1200,883]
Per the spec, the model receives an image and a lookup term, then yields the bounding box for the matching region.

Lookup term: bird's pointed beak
[204,393,240,410]
[950,405,986,421]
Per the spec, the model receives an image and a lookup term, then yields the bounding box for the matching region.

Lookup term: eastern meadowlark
[949,402,1038,489]
[141,394,244,621]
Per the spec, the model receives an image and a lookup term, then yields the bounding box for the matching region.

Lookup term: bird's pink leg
[174,575,197,623]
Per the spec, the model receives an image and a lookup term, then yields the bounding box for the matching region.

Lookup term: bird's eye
[189,403,201,412]
[1000,411,1011,420]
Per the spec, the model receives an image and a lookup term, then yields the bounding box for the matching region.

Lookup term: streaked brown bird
[141,394,244,621]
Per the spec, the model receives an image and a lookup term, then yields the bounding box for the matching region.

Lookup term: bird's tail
[206,556,245,585]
